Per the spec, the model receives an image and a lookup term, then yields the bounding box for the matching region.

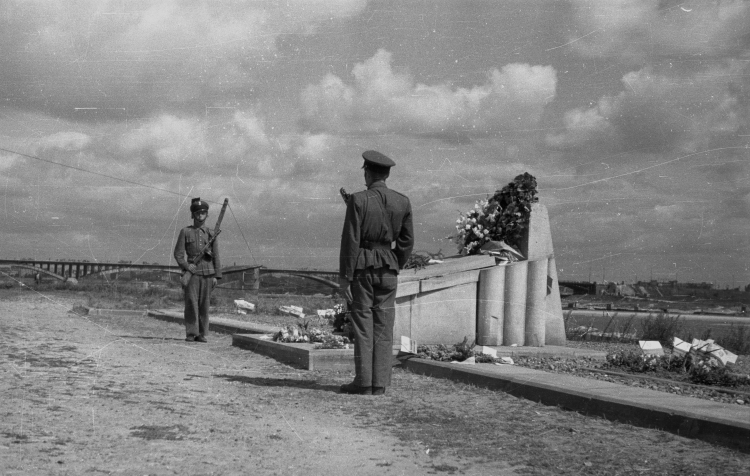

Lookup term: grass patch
[640,312,684,347]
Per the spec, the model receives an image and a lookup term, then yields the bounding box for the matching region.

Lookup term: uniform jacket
[339,181,414,280]
[173,225,222,278]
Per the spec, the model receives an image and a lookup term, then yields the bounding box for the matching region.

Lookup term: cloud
[300,49,557,142]
[120,115,208,173]
[115,109,348,181]
[570,0,750,62]
[0,150,20,173]
[36,131,92,152]
[546,64,746,154]
[0,0,368,117]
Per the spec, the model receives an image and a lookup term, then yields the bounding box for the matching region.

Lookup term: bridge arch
[13,264,67,282]
[83,267,182,279]
[286,273,340,290]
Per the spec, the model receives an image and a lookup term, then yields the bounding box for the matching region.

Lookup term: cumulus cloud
[121,115,208,173]
[0,0,368,116]
[116,109,345,181]
[300,49,557,142]
[570,0,750,61]
[36,131,92,152]
[546,64,744,154]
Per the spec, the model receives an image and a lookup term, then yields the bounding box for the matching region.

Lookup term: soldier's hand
[211,277,218,288]
[188,264,197,274]
[338,277,352,302]
[339,187,351,203]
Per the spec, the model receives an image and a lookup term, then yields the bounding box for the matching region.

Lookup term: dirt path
[2,290,750,475]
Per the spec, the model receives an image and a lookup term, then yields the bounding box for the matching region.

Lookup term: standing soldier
[174,198,222,342]
[339,151,414,395]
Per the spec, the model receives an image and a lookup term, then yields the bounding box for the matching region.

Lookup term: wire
[0,145,254,260]
[0,146,227,206]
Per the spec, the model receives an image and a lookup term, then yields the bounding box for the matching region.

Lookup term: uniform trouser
[184,274,213,337]
[350,267,398,387]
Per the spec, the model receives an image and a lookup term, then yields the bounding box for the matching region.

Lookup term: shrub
[688,358,750,387]
[715,324,750,355]
[640,312,683,347]
[604,350,686,373]
[417,344,458,362]
[417,337,476,362]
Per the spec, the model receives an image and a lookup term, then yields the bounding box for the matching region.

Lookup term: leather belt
[360,241,391,250]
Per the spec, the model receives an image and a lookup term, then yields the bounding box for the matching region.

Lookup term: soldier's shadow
[116,335,186,342]
[214,374,340,393]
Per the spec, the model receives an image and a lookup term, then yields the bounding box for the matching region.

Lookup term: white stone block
[639,340,663,356]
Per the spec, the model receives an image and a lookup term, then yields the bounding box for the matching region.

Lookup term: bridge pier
[242,268,261,291]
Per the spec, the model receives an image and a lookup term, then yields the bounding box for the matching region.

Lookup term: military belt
[360,241,392,250]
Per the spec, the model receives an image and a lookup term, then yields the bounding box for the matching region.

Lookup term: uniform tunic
[173,225,222,338]
[339,181,413,387]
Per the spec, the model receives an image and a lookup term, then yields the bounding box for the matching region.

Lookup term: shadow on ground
[214,374,340,393]
[115,335,187,341]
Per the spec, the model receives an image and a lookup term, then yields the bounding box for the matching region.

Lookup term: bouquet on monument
[454,173,538,257]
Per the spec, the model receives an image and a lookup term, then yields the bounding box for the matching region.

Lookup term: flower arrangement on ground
[454,172,538,256]
[272,319,352,349]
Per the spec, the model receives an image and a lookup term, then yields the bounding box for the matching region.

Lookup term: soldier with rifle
[173,197,227,342]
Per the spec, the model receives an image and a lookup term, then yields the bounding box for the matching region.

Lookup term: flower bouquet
[273,321,352,349]
[454,172,538,257]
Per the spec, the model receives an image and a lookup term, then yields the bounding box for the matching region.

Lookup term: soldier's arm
[395,200,414,269]
[173,228,189,271]
[339,196,361,280]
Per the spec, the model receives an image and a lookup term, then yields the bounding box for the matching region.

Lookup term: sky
[0,0,748,287]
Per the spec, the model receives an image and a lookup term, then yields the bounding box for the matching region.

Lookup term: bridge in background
[0,259,340,291]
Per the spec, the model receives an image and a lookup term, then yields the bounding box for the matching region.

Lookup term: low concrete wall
[231,334,355,371]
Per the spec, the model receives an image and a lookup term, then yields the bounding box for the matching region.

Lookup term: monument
[393,203,565,347]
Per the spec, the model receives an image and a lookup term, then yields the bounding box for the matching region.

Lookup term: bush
[715,324,750,355]
[688,358,750,387]
[604,350,685,373]
[640,312,683,347]
[417,337,476,362]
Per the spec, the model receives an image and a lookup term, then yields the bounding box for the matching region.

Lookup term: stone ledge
[87,308,147,317]
[400,358,750,454]
[147,310,280,335]
[231,334,355,371]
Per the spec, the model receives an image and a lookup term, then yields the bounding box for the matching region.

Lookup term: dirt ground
[2,290,750,476]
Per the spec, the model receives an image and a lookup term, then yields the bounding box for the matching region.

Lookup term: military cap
[190,197,209,213]
[362,150,396,168]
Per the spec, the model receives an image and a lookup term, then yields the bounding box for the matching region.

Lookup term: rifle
[339,187,351,203]
[180,198,229,288]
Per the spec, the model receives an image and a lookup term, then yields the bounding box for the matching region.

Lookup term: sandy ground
[2,290,750,476]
